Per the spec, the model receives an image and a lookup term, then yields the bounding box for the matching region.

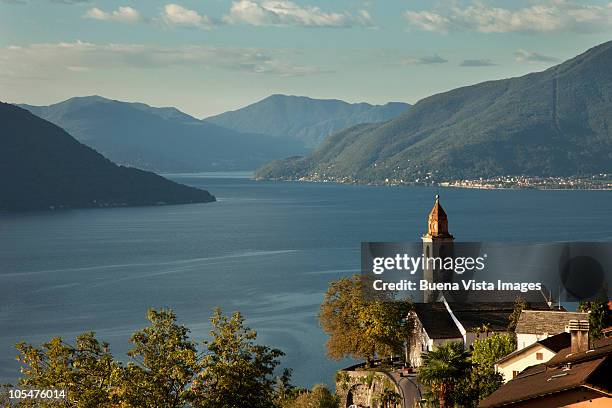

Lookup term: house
[515,310,588,350]
[480,320,612,407]
[495,332,570,382]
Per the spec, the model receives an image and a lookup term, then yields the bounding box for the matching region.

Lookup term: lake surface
[1,174,612,387]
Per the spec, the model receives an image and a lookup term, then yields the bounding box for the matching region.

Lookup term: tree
[471,332,516,368]
[507,297,527,332]
[14,308,289,408]
[114,308,201,408]
[15,332,118,407]
[319,275,412,364]
[455,333,515,407]
[194,308,284,408]
[283,384,339,408]
[417,342,471,408]
[579,300,612,340]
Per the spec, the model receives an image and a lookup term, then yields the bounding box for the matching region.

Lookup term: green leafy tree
[471,333,516,368]
[114,308,201,408]
[14,308,289,408]
[15,332,118,407]
[283,384,339,408]
[579,300,612,340]
[319,275,412,365]
[417,342,471,408]
[455,333,515,407]
[194,308,284,408]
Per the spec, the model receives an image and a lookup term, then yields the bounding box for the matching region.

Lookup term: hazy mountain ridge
[0,103,215,211]
[205,95,410,148]
[255,41,612,183]
[19,96,305,173]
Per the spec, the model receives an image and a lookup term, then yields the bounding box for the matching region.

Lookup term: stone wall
[335,370,402,408]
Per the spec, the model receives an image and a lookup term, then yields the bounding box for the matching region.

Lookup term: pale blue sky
[1,0,611,117]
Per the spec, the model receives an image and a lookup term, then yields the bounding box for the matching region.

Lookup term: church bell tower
[422,195,454,303]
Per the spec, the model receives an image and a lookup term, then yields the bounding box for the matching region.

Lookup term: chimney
[569,319,589,353]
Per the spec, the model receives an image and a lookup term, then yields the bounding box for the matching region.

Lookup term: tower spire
[424,195,453,239]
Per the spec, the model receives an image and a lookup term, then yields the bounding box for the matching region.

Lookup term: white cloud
[404,1,612,33]
[0,41,327,78]
[515,49,560,63]
[224,0,374,28]
[162,4,213,28]
[85,6,141,23]
[404,10,450,32]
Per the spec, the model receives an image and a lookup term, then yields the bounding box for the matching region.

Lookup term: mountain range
[19,96,305,173]
[0,103,215,211]
[255,41,612,184]
[205,95,410,148]
[20,95,408,174]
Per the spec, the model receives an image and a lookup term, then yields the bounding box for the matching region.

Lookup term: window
[512,371,519,379]
[536,352,544,360]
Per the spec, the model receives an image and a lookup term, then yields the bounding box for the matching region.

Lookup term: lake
[1,174,611,387]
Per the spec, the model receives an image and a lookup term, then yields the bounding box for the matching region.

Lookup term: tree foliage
[282,384,339,408]
[455,333,515,407]
[115,309,200,407]
[579,300,612,340]
[319,275,412,364]
[471,333,516,368]
[12,308,288,408]
[15,332,118,407]
[194,308,285,408]
[417,342,471,408]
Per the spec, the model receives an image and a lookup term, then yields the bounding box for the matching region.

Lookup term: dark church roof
[413,302,555,339]
[413,303,462,339]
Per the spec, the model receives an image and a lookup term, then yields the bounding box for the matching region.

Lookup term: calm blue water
[1,174,611,387]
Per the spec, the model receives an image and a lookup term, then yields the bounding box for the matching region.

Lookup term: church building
[408,196,552,367]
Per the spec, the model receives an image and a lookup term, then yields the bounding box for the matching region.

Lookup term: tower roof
[424,194,453,239]
[428,194,447,220]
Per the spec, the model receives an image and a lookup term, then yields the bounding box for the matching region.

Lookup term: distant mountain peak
[205,95,410,148]
[18,96,306,173]
[255,40,612,183]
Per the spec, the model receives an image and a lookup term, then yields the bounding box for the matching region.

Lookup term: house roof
[515,310,588,335]
[413,302,462,339]
[547,337,612,366]
[538,332,572,353]
[479,338,612,407]
[496,332,571,365]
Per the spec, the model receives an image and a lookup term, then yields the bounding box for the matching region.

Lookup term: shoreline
[252,176,612,191]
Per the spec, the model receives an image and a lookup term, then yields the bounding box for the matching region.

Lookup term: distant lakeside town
[265,174,612,190]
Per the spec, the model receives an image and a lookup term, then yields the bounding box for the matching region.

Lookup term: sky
[1,0,612,118]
